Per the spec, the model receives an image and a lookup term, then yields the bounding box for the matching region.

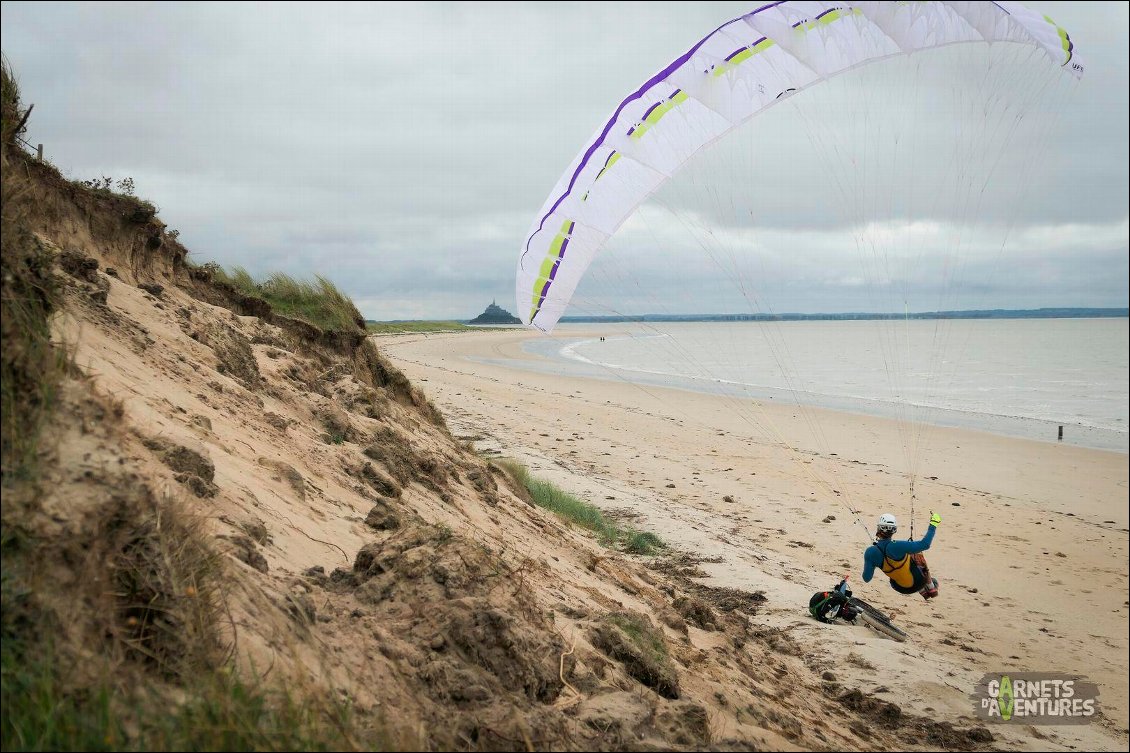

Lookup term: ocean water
[510,318,1129,453]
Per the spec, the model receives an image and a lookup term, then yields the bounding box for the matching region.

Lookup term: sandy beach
[377,326,1130,750]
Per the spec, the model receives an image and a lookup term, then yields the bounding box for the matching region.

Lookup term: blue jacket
[862,524,935,582]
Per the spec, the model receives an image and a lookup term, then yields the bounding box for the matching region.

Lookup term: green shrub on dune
[214,267,362,333]
[494,459,665,555]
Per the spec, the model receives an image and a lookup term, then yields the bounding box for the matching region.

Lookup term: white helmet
[876,513,898,535]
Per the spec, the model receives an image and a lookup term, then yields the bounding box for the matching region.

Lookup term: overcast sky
[2,1,1127,319]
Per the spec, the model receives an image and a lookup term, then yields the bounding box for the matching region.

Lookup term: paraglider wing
[516,1,1082,332]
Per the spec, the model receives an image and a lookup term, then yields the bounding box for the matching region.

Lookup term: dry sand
[377,326,1130,751]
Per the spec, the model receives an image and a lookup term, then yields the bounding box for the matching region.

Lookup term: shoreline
[513,324,1128,454]
[377,327,1130,750]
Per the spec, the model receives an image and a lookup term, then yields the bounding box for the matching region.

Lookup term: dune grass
[0,646,371,752]
[607,611,670,662]
[366,320,472,334]
[494,459,665,555]
[2,58,26,147]
[0,478,389,753]
[524,472,621,544]
[623,530,666,555]
[0,221,65,481]
[2,64,66,482]
[214,266,362,333]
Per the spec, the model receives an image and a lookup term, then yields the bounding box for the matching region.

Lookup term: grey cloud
[2,1,1125,319]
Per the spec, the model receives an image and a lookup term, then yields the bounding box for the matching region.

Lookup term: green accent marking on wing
[529,219,575,322]
[1044,15,1073,65]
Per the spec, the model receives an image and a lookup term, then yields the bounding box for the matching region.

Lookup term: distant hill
[560,307,1128,324]
[469,300,521,325]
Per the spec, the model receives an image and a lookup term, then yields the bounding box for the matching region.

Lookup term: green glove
[929,511,942,527]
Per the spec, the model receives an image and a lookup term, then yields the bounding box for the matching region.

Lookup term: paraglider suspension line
[909,480,916,540]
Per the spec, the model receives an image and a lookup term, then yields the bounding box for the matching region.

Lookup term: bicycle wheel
[849,598,909,643]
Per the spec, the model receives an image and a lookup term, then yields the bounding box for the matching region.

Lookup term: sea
[496,318,1128,453]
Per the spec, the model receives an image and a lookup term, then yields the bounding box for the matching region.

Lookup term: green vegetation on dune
[213,266,363,333]
[494,459,666,555]
[0,195,65,482]
[1,474,389,751]
[1,646,373,752]
[1,57,25,145]
[0,482,390,752]
[366,320,472,334]
[1,60,67,482]
[623,530,666,555]
[524,472,621,543]
[607,612,670,663]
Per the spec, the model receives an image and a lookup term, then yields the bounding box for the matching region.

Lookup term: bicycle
[809,576,909,642]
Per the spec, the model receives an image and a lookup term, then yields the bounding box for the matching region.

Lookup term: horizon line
[367,306,1129,324]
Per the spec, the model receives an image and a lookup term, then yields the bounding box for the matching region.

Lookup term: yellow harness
[878,540,915,589]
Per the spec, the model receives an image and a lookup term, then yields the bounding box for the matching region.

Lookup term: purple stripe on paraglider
[521,0,788,271]
[530,228,573,319]
[641,100,663,120]
[723,38,769,65]
[791,5,845,29]
[532,254,566,315]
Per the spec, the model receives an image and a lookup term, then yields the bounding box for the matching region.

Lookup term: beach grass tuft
[0,644,376,751]
[2,62,67,482]
[623,530,665,556]
[214,267,363,333]
[494,459,665,554]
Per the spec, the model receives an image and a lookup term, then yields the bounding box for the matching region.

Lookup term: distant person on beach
[862,512,941,599]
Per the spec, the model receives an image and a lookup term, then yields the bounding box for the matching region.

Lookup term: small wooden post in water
[1058,425,1064,441]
